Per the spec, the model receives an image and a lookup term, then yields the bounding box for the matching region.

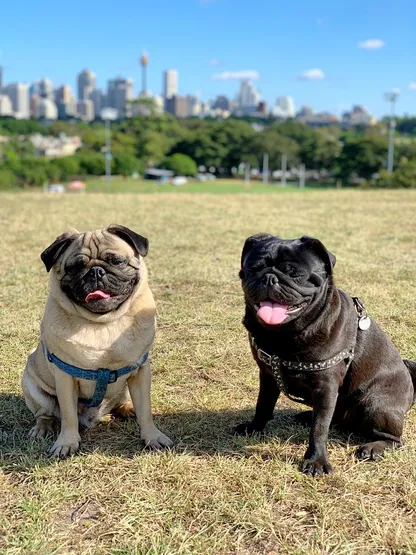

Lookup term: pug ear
[300,236,336,275]
[40,230,79,272]
[107,224,149,258]
[241,233,274,267]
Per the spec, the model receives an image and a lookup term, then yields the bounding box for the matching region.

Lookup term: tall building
[213,95,231,111]
[165,95,189,118]
[163,70,178,100]
[107,77,133,117]
[235,80,260,113]
[89,89,105,118]
[38,78,53,99]
[55,85,76,119]
[77,99,94,122]
[78,69,96,100]
[187,95,201,116]
[5,83,30,119]
[271,96,295,118]
[35,98,58,120]
[0,94,13,116]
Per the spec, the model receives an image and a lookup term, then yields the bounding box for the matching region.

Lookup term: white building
[271,96,295,118]
[77,99,95,121]
[0,94,13,116]
[78,69,96,101]
[153,95,164,114]
[235,80,260,113]
[35,98,58,120]
[163,70,178,100]
[187,95,201,116]
[5,83,30,119]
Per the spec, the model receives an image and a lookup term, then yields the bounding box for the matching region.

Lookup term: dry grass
[0,189,415,555]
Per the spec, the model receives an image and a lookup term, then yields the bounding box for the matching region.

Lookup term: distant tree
[0,169,17,190]
[76,152,105,175]
[161,153,197,176]
[113,153,145,177]
[336,136,389,182]
[375,160,416,188]
[51,156,80,180]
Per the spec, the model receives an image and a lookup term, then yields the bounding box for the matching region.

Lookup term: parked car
[171,176,188,186]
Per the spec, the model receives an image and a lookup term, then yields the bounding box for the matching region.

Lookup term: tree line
[1,115,416,189]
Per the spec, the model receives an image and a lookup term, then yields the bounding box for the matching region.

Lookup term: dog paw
[142,428,173,450]
[112,401,135,420]
[356,441,388,461]
[28,419,54,440]
[233,421,264,436]
[302,455,333,477]
[49,434,80,459]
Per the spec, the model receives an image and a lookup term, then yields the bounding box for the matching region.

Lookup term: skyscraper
[163,70,178,100]
[55,85,76,119]
[77,99,94,122]
[0,94,13,116]
[89,89,105,118]
[38,78,53,99]
[5,83,30,119]
[107,77,133,117]
[271,96,295,118]
[77,69,96,100]
[235,80,260,113]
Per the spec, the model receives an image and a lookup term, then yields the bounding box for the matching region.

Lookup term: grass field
[1,189,416,554]
[85,177,331,194]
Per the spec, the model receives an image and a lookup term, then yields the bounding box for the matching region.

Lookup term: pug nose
[90,266,106,280]
[264,273,278,287]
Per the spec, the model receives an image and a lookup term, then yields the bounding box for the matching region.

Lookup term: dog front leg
[49,369,80,458]
[302,376,339,477]
[234,368,280,435]
[128,359,173,449]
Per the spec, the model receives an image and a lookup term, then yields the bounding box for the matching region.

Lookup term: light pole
[100,108,118,192]
[384,91,399,174]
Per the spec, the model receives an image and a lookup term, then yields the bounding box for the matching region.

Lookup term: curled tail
[404,359,416,403]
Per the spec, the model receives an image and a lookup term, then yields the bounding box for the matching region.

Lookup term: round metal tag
[359,317,371,331]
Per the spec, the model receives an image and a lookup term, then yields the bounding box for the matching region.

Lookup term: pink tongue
[85,290,110,303]
[257,300,288,325]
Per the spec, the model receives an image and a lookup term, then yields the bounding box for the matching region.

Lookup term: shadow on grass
[0,393,361,472]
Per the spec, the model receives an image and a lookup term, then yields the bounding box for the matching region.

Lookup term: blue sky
[1,0,415,117]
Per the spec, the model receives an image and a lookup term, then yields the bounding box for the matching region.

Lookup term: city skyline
[0,0,415,118]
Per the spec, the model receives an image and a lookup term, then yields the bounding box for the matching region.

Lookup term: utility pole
[100,108,118,192]
[281,154,287,187]
[299,164,305,188]
[384,91,399,174]
[262,153,269,184]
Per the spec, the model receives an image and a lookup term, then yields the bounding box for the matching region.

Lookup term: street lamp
[100,107,118,192]
[384,91,399,174]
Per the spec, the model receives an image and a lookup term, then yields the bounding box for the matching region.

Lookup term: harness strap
[42,343,149,408]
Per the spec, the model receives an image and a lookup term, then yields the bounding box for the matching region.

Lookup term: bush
[50,156,80,180]
[0,169,17,190]
[374,160,416,188]
[112,153,145,177]
[75,152,105,176]
[161,153,197,176]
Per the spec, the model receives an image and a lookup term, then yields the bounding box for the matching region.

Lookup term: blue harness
[42,343,149,408]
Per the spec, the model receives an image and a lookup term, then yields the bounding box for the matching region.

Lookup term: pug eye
[107,255,127,266]
[65,257,87,273]
[280,263,303,278]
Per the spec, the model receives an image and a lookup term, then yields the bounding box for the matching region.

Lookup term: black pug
[235,234,416,476]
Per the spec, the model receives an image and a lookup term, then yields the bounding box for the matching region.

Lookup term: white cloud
[209,59,221,66]
[298,68,325,81]
[409,82,416,90]
[358,39,385,50]
[212,70,260,81]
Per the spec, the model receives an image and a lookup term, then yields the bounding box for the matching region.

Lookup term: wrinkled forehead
[248,238,318,267]
[67,229,134,259]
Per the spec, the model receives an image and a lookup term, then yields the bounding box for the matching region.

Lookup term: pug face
[41,225,149,314]
[240,234,336,326]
